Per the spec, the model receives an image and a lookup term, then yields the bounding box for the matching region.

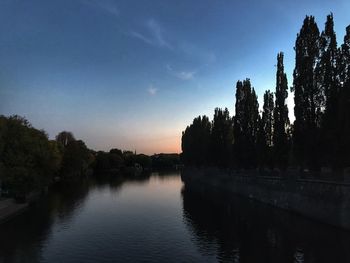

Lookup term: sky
[0,0,350,154]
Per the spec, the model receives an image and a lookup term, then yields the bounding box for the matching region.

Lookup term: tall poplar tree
[258,90,274,168]
[338,26,350,87]
[273,52,290,169]
[262,90,274,147]
[234,79,259,168]
[336,26,350,168]
[210,108,233,167]
[292,16,321,169]
[316,14,339,167]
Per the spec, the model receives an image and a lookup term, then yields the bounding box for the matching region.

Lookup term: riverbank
[181,167,350,230]
[0,199,28,223]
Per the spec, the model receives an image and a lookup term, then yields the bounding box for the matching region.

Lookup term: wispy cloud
[82,0,120,17]
[166,64,196,80]
[147,85,158,95]
[129,18,217,71]
[130,19,172,49]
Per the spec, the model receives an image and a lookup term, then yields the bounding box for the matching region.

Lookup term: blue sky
[1,0,349,154]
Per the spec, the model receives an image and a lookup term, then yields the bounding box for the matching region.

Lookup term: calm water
[1,171,350,263]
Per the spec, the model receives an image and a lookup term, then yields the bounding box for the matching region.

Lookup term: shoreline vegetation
[182,14,350,176]
[0,115,181,222]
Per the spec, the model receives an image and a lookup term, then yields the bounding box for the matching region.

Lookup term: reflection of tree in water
[50,180,91,221]
[181,185,350,263]
[93,172,153,193]
[0,180,91,263]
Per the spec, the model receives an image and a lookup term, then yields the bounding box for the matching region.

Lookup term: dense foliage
[0,116,60,199]
[0,118,94,199]
[94,150,152,172]
[93,150,180,172]
[182,14,350,172]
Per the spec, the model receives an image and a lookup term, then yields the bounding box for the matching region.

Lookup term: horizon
[1,0,350,154]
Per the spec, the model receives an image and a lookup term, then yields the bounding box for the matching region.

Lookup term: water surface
[0,171,350,262]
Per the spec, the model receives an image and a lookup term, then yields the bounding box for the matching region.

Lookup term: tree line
[182,14,350,173]
[94,150,181,173]
[0,115,181,200]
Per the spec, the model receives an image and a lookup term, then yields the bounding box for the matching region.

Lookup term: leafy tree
[258,90,274,168]
[123,150,136,167]
[210,108,233,167]
[316,14,339,167]
[152,153,181,168]
[256,115,267,169]
[109,153,124,169]
[336,26,350,168]
[55,131,75,149]
[94,151,112,171]
[0,116,61,199]
[292,16,322,169]
[233,79,259,168]
[181,116,211,166]
[338,26,350,88]
[273,52,290,169]
[60,139,91,180]
[181,14,350,174]
[135,154,152,169]
[110,148,123,157]
[262,90,274,147]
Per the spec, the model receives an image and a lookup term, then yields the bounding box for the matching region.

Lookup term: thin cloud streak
[130,31,155,46]
[166,64,196,80]
[130,19,172,49]
[129,18,216,67]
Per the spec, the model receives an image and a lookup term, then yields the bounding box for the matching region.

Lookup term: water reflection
[0,180,91,263]
[1,173,350,263]
[181,185,350,263]
[0,172,179,263]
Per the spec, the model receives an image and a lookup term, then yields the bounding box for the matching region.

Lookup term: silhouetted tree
[292,16,322,169]
[338,26,350,88]
[273,52,290,169]
[210,108,233,167]
[110,148,123,157]
[109,153,124,169]
[257,115,267,169]
[60,139,91,180]
[315,14,339,167]
[182,14,350,174]
[258,90,274,168]
[233,79,259,168]
[336,26,350,168]
[94,151,112,171]
[262,90,274,147]
[0,116,61,199]
[182,116,211,166]
[152,153,181,168]
[55,131,75,149]
[134,154,152,169]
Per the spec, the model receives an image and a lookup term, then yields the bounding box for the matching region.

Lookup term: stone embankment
[181,167,350,230]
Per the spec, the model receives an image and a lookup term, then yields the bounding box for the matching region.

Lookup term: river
[0,171,349,262]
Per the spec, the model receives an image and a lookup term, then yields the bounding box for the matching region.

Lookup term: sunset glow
[1,0,350,154]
